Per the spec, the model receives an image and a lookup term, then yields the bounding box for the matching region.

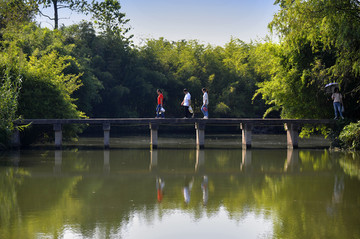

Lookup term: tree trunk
[53,0,58,29]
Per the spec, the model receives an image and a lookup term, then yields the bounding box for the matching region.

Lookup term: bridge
[12,118,334,149]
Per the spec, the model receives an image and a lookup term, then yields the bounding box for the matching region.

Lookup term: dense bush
[0,71,21,148]
[339,121,360,150]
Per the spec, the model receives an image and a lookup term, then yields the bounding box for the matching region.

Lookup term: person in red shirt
[156,89,165,118]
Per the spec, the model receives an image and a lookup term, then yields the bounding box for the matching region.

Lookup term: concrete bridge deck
[12,118,335,149]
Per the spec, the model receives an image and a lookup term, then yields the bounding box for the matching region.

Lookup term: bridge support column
[149,123,159,149]
[11,126,20,148]
[240,123,252,149]
[103,122,111,149]
[54,124,62,149]
[195,122,206,149]
[285,123,299,149]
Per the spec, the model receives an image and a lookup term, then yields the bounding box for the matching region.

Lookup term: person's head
[334,87,339,93]
[157,89,162,95]
[183,88,188,94]
[202,88,207,93]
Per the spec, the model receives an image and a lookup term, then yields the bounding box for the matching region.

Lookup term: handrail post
[53,123,62,149]
[285,123,299,149]
[103,122,111,149]
[240,123,252,149]
[195,122,206,149]
[149,123,159,149]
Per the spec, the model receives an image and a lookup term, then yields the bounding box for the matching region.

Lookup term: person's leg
[156,105,161,118]
[333,103,338,119]
[334,102,342,119]
[184,106,190,118]
[339,104,344,118]
[161,106,165,118]
[204,104,208,117]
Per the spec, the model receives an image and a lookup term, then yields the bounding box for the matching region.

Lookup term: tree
[0,23,85,144]
[255,0,360,120]
[90,0,132,41]
[0,0,37,30]
[37,0,88,29]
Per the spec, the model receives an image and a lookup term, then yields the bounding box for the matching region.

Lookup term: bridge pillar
[103,122,111,149]
[195,122,206,149]
[53,124,62,149]
[11,126,20,148]
[285,123,299,149]
[149,123,159,149]
[240,123,252,149]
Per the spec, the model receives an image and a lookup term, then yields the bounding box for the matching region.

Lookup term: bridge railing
[12,118,335,149]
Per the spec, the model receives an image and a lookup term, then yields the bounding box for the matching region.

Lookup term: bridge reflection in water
[3,147,358,239]
[9,148,302,176]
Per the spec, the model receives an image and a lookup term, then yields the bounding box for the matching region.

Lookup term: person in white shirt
[181,88,192,118]
[331,87,344,119]
[201,88,209,119]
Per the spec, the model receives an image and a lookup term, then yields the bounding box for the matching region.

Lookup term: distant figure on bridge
[156,89,165,118]
[331,88,344,120]
[181,88,193,118]
[201,88,209,119]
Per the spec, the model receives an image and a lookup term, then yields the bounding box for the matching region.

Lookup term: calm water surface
[1,137,360,239]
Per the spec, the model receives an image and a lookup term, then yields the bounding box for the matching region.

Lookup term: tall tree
[256,0,360,119]
[0,0,37,30]
[37,0,87,29]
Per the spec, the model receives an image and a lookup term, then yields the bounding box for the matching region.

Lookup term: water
[1,137,360,239]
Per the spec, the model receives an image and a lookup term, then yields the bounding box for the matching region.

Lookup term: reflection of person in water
[332,175,344,204]
[156,177,165,202]
[326,175,345,216]
[183,177,194,204]
[201,175,208,205]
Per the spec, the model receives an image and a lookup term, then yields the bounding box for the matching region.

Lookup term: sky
[37,0,279,46]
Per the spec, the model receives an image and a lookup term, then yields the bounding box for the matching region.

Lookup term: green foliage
[0,23,86,145]
[90,0,132,41]
[3,0,360,148]
[0,71,21,147]
[0,0,37,30]
[339,121,360,150]
[37,0,89,29]
[259,0,360,120]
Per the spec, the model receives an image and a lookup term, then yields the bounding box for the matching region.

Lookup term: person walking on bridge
[181,88,192,118]
[331,87,344,120]
[156,89,165,118]
[201,88,209,119]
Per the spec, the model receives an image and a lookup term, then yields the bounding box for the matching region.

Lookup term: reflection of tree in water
[339,152,360,180]
[1,149,360,238]
[0,168,29,236]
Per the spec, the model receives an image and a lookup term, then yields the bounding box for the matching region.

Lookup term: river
[0,136,360,239]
